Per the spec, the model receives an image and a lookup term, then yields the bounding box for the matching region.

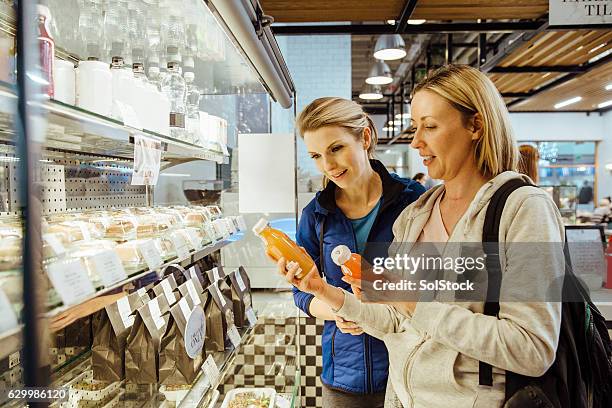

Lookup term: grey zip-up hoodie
[334,171,565,408]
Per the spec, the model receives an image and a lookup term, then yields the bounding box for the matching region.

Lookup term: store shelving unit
[0,0,297,406]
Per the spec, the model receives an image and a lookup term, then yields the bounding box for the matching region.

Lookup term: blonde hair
[413,65,518,177]
[296,97,378,187]
[518,144,539,183]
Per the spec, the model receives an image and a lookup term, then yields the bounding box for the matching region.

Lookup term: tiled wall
[271,35,352,187]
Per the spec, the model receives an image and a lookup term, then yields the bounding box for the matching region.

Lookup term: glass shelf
[0,81,225,163]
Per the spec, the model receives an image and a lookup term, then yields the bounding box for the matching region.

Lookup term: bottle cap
[331,245,351,266]
[252,218,268,235]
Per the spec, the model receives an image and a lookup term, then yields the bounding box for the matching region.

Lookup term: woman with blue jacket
[292,97,425,407]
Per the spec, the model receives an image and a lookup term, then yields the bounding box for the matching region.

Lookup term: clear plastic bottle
[163,5,185,55]
[160,55,186,140]
[331,245,363,279]
[78,0,104,60]
[253,218,314,279]
[37,4,55,98]
[128,0,147,65]
[184,56,201,144]
[104,0,129,62]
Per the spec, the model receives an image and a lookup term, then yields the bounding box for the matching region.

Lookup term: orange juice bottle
[253,218,314,279]
[331,245,362,279]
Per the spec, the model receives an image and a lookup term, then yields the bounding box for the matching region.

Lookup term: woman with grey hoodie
[277,65,566,408]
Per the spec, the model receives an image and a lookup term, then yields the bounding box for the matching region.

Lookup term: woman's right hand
[276,257,327,296]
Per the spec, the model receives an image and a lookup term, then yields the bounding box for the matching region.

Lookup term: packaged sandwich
[115,239,155,272]
[104,216,137,241]
[0,236,21,271]
[91,292,147,382]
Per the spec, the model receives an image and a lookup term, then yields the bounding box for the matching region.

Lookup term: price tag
[237,216,247,232]
[137,287,147,299]
[212,267,222,282]
[227,325,241,348]
[43,233,65,256]
[189,266,199,281]
[117,296,135,328]
[178,297,192,320]
[186,229,203,250]
[234,270,247,292]
[202,355,220,385]
[139,240,163,270]
[161,279,176,305]
[89,250,128,287]
[214,282,226,307]
[76,222,92,241]
[0,287,18,333]
[46,259,96,306]
[148,298,165,330]
[170,232,191,259]
[186,280,201,306]
[246,307,257,327]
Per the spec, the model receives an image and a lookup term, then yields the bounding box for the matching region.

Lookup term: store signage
[227,324,241,348]
[549,0,612,25]
[139,240,163,270]
[132,135,162,186]
[46,258,96,306]
[170,232,191,259]
[90,250,128,287]
[0,287,18,333]
[202,354,220,384]
[184,305,206,359]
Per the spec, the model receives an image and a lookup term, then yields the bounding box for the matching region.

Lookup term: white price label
[46,259,96,306]
[178,297,192,320]
[148,298,165,330]
[186,280,201,306]
[212,267,221,282]
[214,282,226,307]
[234,270,247,292]
[161,279,176,305]
[246,308,257,327]
[117,296,135,328]
[170,232,191,259]
[189,266,199,281]
[139,240,163,270]
[228,325,241,348]
[89,250,128,287]
[0,287,18,333]
[43,234,65,256]
[202,355,220,385]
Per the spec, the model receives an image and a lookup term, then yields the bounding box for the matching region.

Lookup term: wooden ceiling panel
[260,0,403,23]
[490,73,566,94]
[412,0,548,20]
[510,61,612,111]
[261,0,547,23]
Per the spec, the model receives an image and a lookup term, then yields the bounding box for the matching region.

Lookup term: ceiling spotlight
[605,84,612,91]
[407,19,426,25]
[382,126,399,132]
[395,113,411,119]
[554,96,582,109]
[373,34,406,61]
[366,60,393,85]
[387,120,403,126]
[359,84,383,100]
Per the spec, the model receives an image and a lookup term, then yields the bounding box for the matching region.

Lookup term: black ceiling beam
[506,52,612,108]
[502,92,533,98]
[480,22,549,72]
[490,65,586,73]
[272,21,544,35]
[395,0,419,34]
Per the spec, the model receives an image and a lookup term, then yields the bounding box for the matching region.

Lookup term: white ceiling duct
[209,0,295,109]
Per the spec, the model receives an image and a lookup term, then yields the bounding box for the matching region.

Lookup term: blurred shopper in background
[518,144,539,184]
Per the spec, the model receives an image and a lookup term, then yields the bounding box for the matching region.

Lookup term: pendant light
[366,60,393,85]
[373,34,406,60]
[359,84,383,100]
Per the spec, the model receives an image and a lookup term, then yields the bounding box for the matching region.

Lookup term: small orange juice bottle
[253,218,314,279]
[331,245,362,280]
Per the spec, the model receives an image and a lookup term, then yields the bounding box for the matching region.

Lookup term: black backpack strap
[318,217,325,276]
[479,178,533,387]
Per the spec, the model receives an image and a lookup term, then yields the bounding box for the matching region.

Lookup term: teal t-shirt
[349,200,382,255]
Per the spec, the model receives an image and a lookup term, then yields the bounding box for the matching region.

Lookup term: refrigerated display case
[0,0,300,406]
